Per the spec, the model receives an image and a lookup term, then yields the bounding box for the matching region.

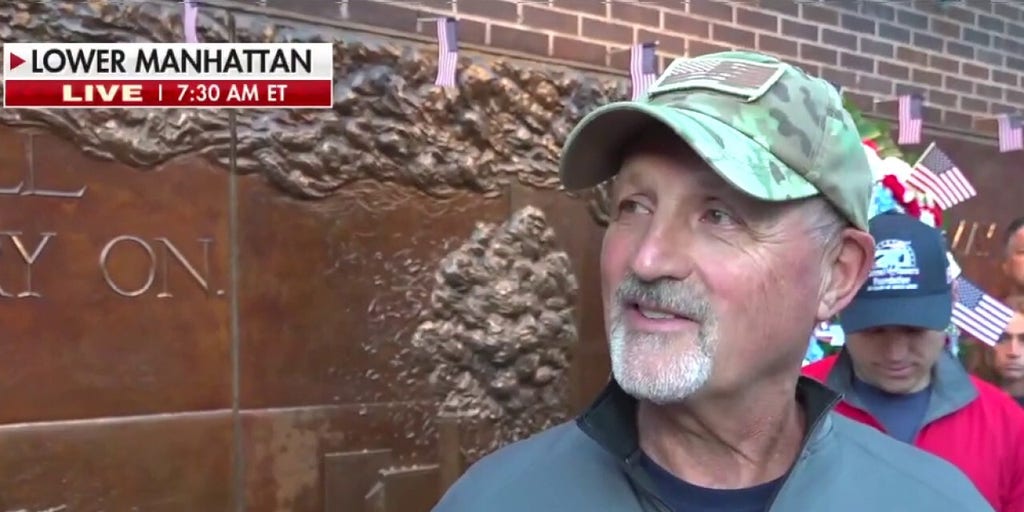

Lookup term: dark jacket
[434,376,993,511]
[804,351,1024,511]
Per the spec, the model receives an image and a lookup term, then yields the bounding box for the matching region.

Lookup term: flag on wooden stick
[907,142,976,209]
[630,42,657,100]
[182,1,199,43]
[998,113,1023,153]
[897,93,923,145]
[952,278,1014,346]
[435,17,458,87]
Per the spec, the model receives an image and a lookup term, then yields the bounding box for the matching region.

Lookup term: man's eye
[617,199,652,215]
[699,208,735,225]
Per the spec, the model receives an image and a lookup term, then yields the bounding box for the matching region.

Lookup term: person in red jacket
[804,212,1024,511]
[992,314,1024,407]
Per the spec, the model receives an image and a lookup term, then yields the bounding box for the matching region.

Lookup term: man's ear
[817,229,874,321]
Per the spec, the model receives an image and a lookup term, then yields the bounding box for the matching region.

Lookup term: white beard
[608,308,716,404]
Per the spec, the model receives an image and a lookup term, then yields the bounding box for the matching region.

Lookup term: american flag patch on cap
[649,57,785,101]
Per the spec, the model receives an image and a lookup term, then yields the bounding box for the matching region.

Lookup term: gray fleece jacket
[434,377,993,511]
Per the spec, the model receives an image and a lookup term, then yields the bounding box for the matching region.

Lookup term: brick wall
[319,0,1024,135]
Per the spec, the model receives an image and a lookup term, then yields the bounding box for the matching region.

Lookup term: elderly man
[434,51,991,511]
[803,212,1024,511]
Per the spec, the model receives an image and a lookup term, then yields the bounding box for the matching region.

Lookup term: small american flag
[907,143,976,209]
[182,1,199,43]
[998,113,1023,153]
[897,93,923,145]
[630,42,657,100]
[952,278,1014,346]
[435,17,458,87]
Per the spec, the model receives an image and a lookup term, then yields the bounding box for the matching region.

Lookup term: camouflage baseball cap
[559,50,872,230]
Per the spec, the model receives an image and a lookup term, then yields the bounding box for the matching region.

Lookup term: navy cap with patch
[841,212,952,333]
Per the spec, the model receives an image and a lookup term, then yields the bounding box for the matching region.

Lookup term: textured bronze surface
[0,410,233,511]
[240,402,437,512]
[507,185,610,416]
[0,1,625,202]
[236,181,510,409]
[0,127,231,424]
[412,206,578,455]
[0,0,616,505]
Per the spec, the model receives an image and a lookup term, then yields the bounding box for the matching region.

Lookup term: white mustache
[614,274,711,322]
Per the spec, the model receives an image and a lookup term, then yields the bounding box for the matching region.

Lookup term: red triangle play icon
[8,53,25,70]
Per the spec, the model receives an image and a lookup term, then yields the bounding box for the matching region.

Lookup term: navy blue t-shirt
[851,375,930,444]
[641,454,783,512]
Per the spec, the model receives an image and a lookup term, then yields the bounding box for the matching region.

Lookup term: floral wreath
[838,95,945,229]
[862,138,943,229]
[804,98,964,365]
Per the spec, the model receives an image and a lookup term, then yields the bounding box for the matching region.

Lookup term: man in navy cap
[804,212,1024,512]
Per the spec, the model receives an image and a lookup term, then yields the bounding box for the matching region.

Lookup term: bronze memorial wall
[0,1,1019,511]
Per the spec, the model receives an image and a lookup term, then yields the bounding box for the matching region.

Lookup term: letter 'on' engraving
[0,135,86,198]
[100,236,215,298]
[100,235,156,297]
[0,231,56,298]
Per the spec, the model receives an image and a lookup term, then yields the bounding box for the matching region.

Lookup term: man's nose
[630,221,694,283]
[885,337,911,359]
[1007,338,1024,358]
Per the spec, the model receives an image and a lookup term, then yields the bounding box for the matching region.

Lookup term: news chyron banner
[3,43,333,109]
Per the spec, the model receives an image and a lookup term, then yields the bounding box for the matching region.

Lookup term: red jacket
[804,352,1024,512]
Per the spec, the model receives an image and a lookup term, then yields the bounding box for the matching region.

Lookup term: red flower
[874,160,949,228]
[863,139,880,151]
[904,200,921,218]
[929,205,943,227]
[881,174,906,201]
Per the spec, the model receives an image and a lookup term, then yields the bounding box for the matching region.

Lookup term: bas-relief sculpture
[412,205,579,461]
[0,1,619,205]
[0,1,614,510]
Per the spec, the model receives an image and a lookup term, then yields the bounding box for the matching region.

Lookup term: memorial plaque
[235,181,510,409]
[240,401,436,512]
[0,126,231,423]
[0,411,233,511]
